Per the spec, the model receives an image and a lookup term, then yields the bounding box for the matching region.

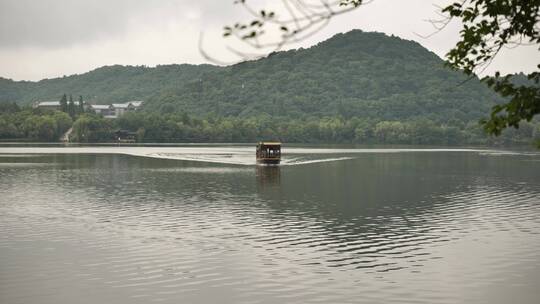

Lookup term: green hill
[3,30,538,145]
[2,30,497,122]
[150,31,501,123]
[0,63,217,105]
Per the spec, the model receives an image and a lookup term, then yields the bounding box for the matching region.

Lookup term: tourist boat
[256,142,281,165]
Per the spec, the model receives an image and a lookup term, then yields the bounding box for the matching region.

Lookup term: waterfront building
[32,101,62,110]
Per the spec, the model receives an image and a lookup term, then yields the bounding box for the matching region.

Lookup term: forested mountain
[3,30,538,145]
[2,30,497,122]
[148,30,498,124]
[0,64,218,105]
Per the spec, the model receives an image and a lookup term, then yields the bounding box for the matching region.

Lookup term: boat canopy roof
[258,142,281,146]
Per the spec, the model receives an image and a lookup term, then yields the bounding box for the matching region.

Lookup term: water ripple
[1,150,539,304]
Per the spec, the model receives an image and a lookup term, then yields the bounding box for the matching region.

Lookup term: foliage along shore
[1,102,539,146]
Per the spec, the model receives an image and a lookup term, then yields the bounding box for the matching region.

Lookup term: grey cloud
[1,0,136,48]
[0,0,536,80]
[0,0,237,49]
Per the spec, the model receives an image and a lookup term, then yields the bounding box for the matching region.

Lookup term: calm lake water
[1,145,539,304]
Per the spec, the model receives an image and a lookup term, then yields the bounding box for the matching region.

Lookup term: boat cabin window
[258,144,281,158]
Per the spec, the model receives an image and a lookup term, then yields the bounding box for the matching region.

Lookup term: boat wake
[128,152,254,166]
[0,146,538,167]
[130,152,354,166]
[281,156,354,166]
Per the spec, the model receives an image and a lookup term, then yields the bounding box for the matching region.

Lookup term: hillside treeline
[0,102,72,141]
[4,102,537,145]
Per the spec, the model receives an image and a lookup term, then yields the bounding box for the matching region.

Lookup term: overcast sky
[0,0,537,81]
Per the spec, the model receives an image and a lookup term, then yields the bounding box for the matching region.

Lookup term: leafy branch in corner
[443,0,540,136]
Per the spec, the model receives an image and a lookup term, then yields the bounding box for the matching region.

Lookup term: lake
[1,144,539,304]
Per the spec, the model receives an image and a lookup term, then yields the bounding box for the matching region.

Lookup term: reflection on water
[0,147,540,304]
[256,166,281,189]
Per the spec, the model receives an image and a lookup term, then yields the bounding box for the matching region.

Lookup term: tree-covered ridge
[2,31,497,120]
[0,64,218,105]
[1,29,532,144]
[167,31,495,120]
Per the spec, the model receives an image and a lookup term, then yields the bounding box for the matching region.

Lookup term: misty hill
[0,30,499,125]
[0,64,218,105]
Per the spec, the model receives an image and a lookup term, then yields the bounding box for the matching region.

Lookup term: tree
[35,116,57,141]
[0,118,19,138]
[60,94,68,113]
[68,95,75,118]
[78,95,84,114]
[51,111,73,136]
[0,101,20,113]
[220,0,539,136]
[71,114,113,142]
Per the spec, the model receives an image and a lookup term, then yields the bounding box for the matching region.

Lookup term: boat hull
[256,158,281,165]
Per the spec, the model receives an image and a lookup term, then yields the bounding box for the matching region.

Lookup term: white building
[33,100,85,111]
[90,100,143,118]
[33,101,61,110]
[128,101,143,108]
[111,103,131,117]
[33,100,143,118]
[90,104,115,118]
